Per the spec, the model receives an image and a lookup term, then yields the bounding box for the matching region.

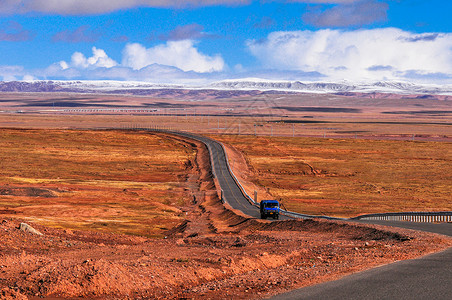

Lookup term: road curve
[163,131,263,219]
[157,130,452,300]
[154,130,341,221]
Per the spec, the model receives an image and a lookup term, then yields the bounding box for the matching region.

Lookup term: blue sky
[1,0,452,84]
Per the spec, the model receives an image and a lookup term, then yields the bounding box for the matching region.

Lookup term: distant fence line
[351,211,452,223]
[64,109,158,113]
[106,121,452,143]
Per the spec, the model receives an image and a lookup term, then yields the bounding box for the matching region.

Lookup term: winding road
[168,131,262,218]
[162,130,452,300]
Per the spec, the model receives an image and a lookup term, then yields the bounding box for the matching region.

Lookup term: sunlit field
[215,135,452,218]
[0,129,195,237]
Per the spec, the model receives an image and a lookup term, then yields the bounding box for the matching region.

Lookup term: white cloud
[38,41,224,82]
[61,47,118,69]
[122,41,225,73]
[59,61,69,70]
[22,74,36,81]
[247,28,452,81]
[39,62,218,84]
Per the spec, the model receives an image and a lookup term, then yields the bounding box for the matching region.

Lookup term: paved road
[271,221,452,300]
[162,130,452,299]
[355,220,452,237]
[169,131,262,218]
[165,131,291,220]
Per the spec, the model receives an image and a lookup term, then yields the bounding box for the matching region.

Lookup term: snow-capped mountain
[1,79,452,98]
[57,80,184,91]
[209,78,452,95]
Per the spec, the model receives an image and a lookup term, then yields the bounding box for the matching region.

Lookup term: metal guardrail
[351,211,452,223]
[128,128,452,223]
[280,210,345,221]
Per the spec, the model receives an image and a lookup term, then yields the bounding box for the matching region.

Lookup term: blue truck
[260,200,280,220]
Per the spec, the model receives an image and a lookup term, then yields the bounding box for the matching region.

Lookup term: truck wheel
[274,215,279,220]
[261,214,266,219]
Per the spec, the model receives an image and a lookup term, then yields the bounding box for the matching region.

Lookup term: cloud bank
[31,40,225,82]
[0,1,375,15]
[247,28,452,82]
[2,27,452,85]
[0,0,251,15]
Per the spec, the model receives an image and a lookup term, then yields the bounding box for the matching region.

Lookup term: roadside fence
[351,211,452,223]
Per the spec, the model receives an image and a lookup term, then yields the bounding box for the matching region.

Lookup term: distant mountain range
[1,79,452,100]
[210,79,452,98]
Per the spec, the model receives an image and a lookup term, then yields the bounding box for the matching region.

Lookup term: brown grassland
[0,89,451,220]
[0,93,451,298]
[0,128,195,237]
[0,126,450,299]
[215,135,452,218]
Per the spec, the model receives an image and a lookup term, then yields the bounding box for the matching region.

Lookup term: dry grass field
[0,129,195,237]
[0,92,450,219]
[0,91,451,141]
[0,93,452,298]
[215,135,452,218]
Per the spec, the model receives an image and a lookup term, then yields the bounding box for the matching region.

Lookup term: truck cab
[260,200,280,220]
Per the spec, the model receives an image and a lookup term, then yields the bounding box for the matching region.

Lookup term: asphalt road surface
[166,131,291,220]
[164,130,452,300]
[168,131,262,218]
[271,221,452,300]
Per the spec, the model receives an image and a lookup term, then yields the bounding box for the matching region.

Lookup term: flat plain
[0,128,195,237]
[1,91,451,218]
[0,91,451,299]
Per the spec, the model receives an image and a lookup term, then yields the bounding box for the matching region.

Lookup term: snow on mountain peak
[1,78,452,96]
